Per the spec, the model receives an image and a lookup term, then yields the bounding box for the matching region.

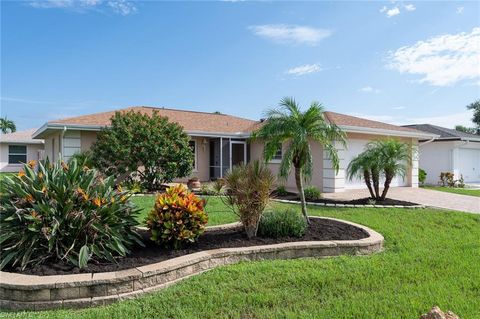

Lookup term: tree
[0,117,16,134]
[251,97,346,223]
[455,125,476,134]
[91,110,194,191]
[347,139,412,201]
[466,100,480,134]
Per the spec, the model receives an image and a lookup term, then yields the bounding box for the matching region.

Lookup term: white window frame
[8,144,27,165]
[189,140,198,172]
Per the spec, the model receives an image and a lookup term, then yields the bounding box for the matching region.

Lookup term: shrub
[91,110,194,191]
[274,185,288,197]
[419,168,427,185]
[68,150,94,168]
[304,186,321,201]
[224,161,275,238]
[0,158,142,270]
[258,209,307,238]
[439,172,455,187]
[146,185,208,248]
[200,179,226,196]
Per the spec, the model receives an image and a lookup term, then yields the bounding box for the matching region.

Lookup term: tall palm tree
[252,97,346,223]
[0,117,16,134]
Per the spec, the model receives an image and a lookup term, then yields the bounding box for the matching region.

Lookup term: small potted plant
[187,177,201,190]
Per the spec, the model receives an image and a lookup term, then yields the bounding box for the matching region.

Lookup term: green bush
[91,110,194,191]
[304,186,321,201]
[419,168,427,185]
[146,185,208,248]
[274,185,288,197]
[258,209,307,238]
[0,159,142,270]
[68,150,94,168]
[200,179,226,196]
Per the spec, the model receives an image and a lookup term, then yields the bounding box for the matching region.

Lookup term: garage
[343,139,409,189]
[458,148,480,182]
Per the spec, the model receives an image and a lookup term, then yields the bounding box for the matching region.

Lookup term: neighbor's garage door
[458,148,480,182]
[344,139,409,189]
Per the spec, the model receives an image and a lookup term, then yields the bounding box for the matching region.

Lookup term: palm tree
[347,138,411,201]
[0,117,16,134]
[371,139,411,200]
[346,149,379,199]
[252,97,346,223]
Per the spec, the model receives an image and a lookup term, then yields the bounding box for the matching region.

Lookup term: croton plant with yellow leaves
[0,158,142,270]
[146,184,208,249]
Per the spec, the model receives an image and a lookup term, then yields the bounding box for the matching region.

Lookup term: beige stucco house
[32,106,436,193]
[1,129,44,173]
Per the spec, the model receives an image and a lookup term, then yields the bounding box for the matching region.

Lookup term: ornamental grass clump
[224,160,275,239]
[258,209,307,239]
[0,158,142,270]
[146,185,208,248]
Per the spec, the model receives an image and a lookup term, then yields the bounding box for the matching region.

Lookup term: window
[272,146,283,162]
[8,145,27,164]
[189,140,197,170]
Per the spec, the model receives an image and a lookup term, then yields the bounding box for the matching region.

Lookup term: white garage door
[458,148,480,182]
[344,139,409,189]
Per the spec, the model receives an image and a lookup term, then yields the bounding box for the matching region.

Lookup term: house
[32,106,435,193]
[0,129,44,173]
[403,124,480,184]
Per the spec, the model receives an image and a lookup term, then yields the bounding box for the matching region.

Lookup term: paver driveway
[322,187,480,214]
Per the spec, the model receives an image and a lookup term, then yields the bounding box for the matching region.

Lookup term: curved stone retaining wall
[0,217,384,311]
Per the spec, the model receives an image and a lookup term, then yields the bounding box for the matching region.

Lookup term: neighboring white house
[0,129,44,173]
[404,124,480,184]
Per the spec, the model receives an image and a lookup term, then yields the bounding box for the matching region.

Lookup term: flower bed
[0,217,384,311]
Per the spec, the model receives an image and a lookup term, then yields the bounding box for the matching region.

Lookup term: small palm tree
[252,97,346,223]
[371,139,411,200]
[346,150,380,199]
[347,138,412,201]
[0,117,16,134]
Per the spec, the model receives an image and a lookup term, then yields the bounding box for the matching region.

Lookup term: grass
[1,197,479,318]
[422,185,480,197]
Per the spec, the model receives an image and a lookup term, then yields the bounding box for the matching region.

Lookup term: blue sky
[1,0,479,131]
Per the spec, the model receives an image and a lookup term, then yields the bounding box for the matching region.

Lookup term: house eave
[339,125,440,139]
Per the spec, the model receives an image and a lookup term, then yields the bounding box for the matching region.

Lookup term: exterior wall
[418,141,456,185]
[0,143,44,172]
[250,140,324,193]
[81,131,98,152]
[44,131,62,162]
[419,140,480,184]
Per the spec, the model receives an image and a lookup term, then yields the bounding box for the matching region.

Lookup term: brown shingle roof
[0,129,44,144]
[324,111,424,134]
[50,106,258,134]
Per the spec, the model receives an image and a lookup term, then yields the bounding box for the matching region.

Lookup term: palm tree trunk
[294,166,310,224]
[381,173,393,200]
[371,169,380,199]
[363,170,375,199]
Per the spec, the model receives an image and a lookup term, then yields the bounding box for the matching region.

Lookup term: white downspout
[60,126,67,160]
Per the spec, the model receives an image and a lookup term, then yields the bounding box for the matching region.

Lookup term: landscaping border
[272,198,425,209]
[0,217,384,312]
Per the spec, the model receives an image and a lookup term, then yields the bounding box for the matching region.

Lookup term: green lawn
[422,185,480,197]
[2,198,479,318]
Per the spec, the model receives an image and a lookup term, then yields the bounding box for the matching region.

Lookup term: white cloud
[456,7,464,14]
[404,4,416,12]
[349,110,474,129]
[286,64,322,76]
[380,6,387,13]
[249,24,332,45]
[28,0,137,15]
[388,27,480,86]
[358,86,381,93]
[386,7,400,17]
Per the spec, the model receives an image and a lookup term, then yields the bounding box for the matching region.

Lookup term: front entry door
[231,142,246,168]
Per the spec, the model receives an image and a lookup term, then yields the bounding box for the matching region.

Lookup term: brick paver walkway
[322,187,480,214]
